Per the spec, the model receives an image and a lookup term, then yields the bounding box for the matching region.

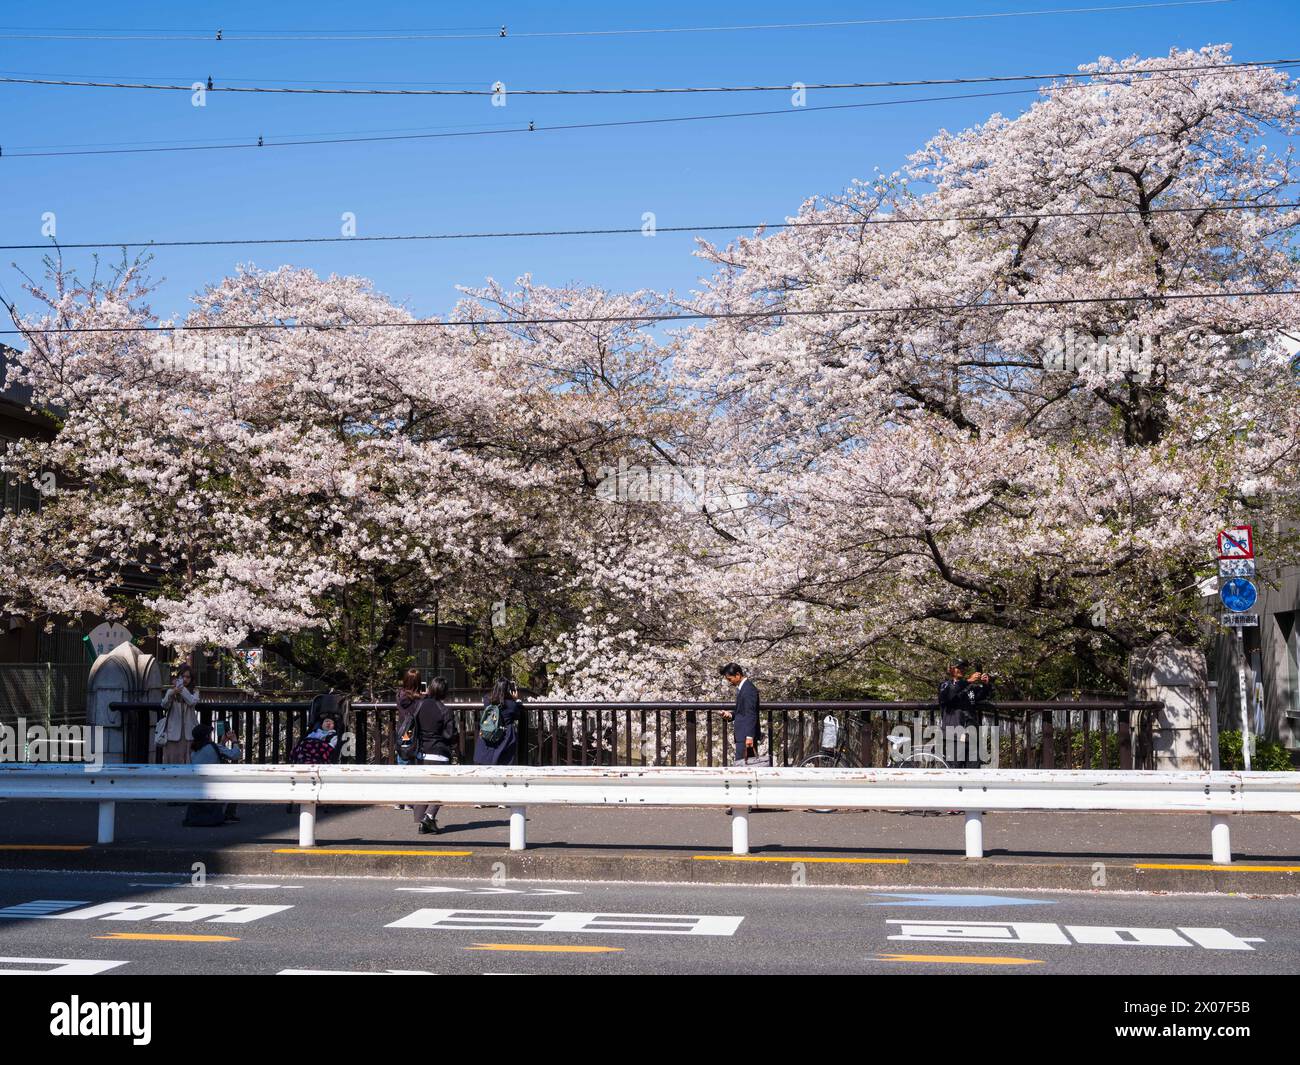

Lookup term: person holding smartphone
[158,666,200,765]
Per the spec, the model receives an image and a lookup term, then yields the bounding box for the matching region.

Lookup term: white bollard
[731,806,750,855]
[97,800,115,845]
[964,810,984,859]
[1211,814,1232,865]
[509,806,527,850]
[298,802,317,848]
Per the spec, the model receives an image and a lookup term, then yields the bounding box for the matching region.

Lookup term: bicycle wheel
[798,751,844,812]
[895,749,950,815]
[898,750,948,770]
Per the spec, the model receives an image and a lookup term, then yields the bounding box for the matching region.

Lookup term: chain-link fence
[0,663,88,729]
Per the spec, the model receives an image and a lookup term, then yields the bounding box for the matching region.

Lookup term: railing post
[298,802,316,847]
[964,810,983,859]
[1041,709,1054,769]
[731,806,750,855]
[686,710,697,767]
[1211,814,1232,865]
[97,800,115,845]
[1118,709,1132,770]
[509,806,527,850]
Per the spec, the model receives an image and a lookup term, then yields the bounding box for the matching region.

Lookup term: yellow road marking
[876,953,1043,966]
[466,944,623,954]
[274,848,472,857]
[693,855,908,864]
[95,933,240,942]
[0,844,91,851]
[1136,863,1300,872]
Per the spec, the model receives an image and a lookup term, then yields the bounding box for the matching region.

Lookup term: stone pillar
[86,642,163,765]
[1129,635,1214,770]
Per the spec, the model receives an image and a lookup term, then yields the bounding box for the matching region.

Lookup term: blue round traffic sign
[1220,577,1258,613]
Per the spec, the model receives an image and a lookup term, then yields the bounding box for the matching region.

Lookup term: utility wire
[3,202,1297,252]
[0,57,1293,95]
[3,289,1294,336]
[0,3,1234,41]
[0,87,1052,158]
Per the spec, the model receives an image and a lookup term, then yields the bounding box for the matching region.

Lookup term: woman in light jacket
[158,666,200,765]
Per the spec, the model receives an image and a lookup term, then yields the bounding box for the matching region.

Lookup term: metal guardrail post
[509,806,527,850]
[1041,709,1055,768]
[731,807,749,855]
[97,801,115,845]
[1211,814,1232,864]
[964,811,983,858]
[298,803,316,847]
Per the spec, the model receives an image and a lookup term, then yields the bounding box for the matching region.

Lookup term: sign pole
[1216,525,1258,771]
[1236,627,1252,771]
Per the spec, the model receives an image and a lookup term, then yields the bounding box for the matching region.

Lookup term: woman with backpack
[391,668,423,809]
[394,668,423,765]
[403,677,459,834]
[472,678,521,766]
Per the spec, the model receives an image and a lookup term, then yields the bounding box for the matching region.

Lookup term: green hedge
[1218,731,1296,771]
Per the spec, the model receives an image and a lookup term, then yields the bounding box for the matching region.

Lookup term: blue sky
[1,0,1296,323]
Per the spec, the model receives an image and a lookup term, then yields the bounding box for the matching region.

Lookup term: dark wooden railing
[114,698,1160,770]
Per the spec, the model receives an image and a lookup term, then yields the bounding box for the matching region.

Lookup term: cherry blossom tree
[675,45,1300,691]
[0,260,683,694]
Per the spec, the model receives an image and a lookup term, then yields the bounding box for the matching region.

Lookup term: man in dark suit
[720,663,762,762]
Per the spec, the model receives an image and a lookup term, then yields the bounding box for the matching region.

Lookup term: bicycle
[797,715,949,770]
[798,714,948,813]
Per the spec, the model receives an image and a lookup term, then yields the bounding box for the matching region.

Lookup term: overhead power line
[0,57,1294,96]
[0,3,1236,41]
[0,87,1053,159]
[3,289,1294,336]
[4,202,1297,252]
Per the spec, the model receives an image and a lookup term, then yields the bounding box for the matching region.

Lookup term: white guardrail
[2,763,1299,863]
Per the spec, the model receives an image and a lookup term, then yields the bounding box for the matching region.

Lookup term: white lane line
[0,957,128,975]
[396,886,580,896]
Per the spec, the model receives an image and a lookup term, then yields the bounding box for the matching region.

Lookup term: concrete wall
[1130,635,1215,770]
[1208,562,1300,754]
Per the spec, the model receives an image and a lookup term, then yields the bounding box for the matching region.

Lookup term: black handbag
[396,710,420,763]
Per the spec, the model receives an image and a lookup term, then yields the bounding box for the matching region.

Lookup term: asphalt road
[0,869,1297,976]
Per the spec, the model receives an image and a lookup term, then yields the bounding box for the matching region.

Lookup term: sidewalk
[3,800,1299,893]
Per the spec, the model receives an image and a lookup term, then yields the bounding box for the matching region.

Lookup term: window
[0,434,42,515]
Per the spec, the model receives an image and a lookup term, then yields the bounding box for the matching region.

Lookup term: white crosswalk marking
[0,900,89,918]
[40,902,292,923]
[388,908,743,935]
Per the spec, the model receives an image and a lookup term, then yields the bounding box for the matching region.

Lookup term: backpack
[396,711,420,762]
[479,702,506,746]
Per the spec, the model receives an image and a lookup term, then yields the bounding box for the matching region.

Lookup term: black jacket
[412,698,458,759]
[938,677,969,728]
[733,678,762,748]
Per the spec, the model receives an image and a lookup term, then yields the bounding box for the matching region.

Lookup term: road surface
[1,869,1297,975]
